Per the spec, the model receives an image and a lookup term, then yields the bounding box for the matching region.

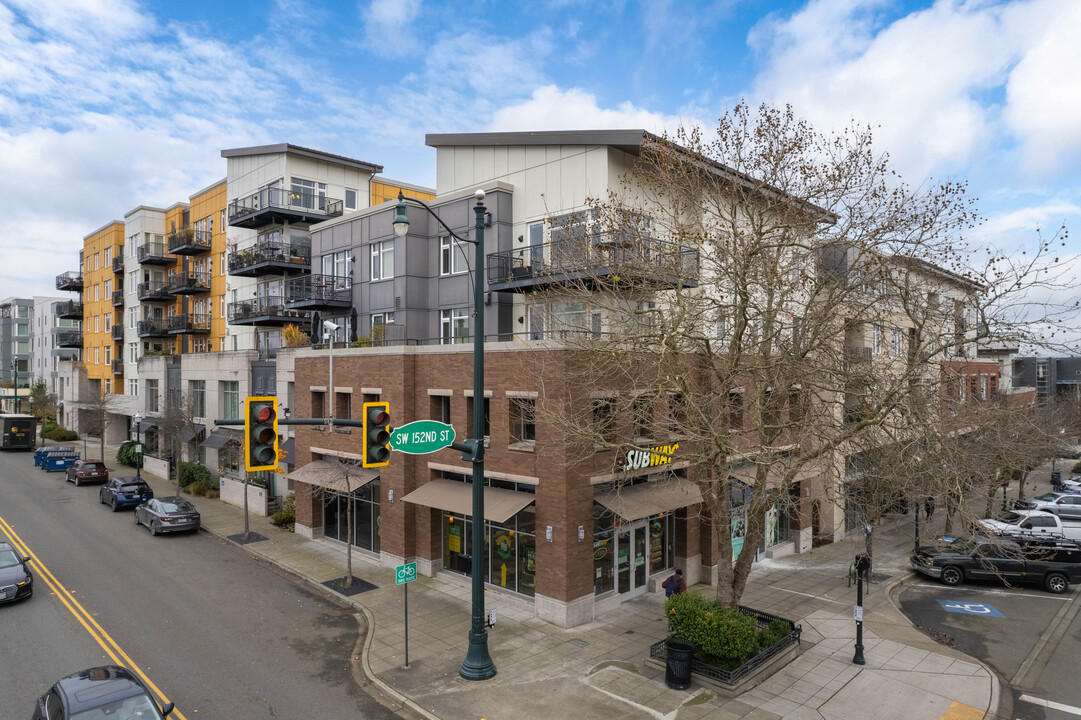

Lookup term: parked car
[1016,492,1075,509]
[1017,493,1081,520]
[976,509,1081,541]
[911,536,1081,593]
[99,477,153,511]
[32,665,174,719]
[65,459,109,486]
[0,541,32,604]
[135,497,201,536]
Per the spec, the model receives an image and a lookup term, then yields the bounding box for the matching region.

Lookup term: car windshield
[1034,494,1060,502]
[161,501,195,513]
[0,549,21,569]
[994,511,1023,523]
[946,540,977,554]
[120,484,148,493]
[70,692,164,719]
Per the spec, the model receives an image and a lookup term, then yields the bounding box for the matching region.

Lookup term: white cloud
[486,85,694,133]
[360,0,422,58]
[746,0,1081,185]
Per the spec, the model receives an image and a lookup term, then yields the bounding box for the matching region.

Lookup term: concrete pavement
[109,455,999,720]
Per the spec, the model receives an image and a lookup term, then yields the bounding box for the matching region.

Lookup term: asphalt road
[899,568,1081,720]
[0,449,398,719]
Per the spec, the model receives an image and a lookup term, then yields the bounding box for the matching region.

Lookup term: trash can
[665,637,695,690]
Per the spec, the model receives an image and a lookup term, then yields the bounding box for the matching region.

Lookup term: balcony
[167,269,211,295]
[112,290,125,307]
[111,324,123,341]
[137,241,173,266]
[137,280,172,302]
[56,271,83,292]
[111,359,124,375]
[112,253,124,274]
[167,228,212,255]
[168,313,211,335]
[227,187,343,229]
[228,296,311,327]
[843,346,873,372]
[285,274,352,310]
[137,319,169,338]
[228,239,311,278]
[56,331,83,348]
[56,300,83,319]
[486,232,700,293]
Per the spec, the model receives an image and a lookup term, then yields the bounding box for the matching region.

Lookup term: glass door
[616,521,650,597]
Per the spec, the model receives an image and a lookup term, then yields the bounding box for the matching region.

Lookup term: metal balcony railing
[227,186,343,227]
[167,228,212,255]
[166,269,211,293]
[285,274,352,307]
[227,239,311,274]
[56,271,83,291]
[167,313,211,334]
[137,241,170,264]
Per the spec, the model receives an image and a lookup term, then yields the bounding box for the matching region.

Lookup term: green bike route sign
[388,420,455,455]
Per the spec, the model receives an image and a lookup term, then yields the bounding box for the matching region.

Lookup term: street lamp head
[393,192,410,238]
[474,188,485,202]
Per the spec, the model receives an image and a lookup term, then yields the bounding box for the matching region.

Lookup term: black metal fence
[649,606,801,686]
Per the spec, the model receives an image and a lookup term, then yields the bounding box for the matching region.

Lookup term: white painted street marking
[1019,694,1081,717]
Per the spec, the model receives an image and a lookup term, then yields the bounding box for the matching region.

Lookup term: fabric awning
[135,417,159,431]
[180,423,205,443]
[290,460,379,492]
[401,478,535,523]
[594,478,703,521]
[200,428,243,449]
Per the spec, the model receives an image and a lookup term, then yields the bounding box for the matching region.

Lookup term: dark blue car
[32,665,173,719]
[98,477,154,511]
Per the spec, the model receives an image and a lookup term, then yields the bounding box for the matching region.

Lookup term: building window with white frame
[322,251,348,278]
[371,312,394,343]
[128,379,138,396]
[890,327,903,358]
[440,235,468,275]
[190,380,205,417]
[871,324,883,355]
[345,188,357,210]
[221,380,239,420]
[440,308,469,344]
[370,240,393,281]
[509,398,536,446]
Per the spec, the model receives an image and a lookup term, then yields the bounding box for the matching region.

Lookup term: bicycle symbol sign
[396,562,417,585]
[937,600,1004,618]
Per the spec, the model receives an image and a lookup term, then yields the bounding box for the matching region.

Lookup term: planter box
[648,606,802,697]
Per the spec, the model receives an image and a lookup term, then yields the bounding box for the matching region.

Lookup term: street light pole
[133,413,142,480]
[394,189,496,681]
[11,358,18,414]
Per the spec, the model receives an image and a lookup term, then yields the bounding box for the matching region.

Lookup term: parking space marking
[937,599,1004,617]
[1018,694,1081,717]
[906,583,1072,601]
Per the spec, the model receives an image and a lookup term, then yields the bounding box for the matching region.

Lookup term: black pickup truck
[910,536,1081,594]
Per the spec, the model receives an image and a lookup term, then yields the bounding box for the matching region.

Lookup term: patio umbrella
[310,311,321,345]
[349,306,358,343]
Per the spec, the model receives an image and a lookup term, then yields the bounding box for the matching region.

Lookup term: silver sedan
[134,497,201,536]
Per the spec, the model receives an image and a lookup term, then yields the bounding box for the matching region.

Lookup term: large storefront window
[322,480,381,553]
[438,475,536,597]
[592,504,676,597]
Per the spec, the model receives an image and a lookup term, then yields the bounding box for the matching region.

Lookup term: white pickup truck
[979,510,1081,541]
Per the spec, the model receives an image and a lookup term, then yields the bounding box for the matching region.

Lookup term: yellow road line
[0,516,187,720]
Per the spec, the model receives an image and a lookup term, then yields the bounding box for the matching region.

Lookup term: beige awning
[594,478,704,521]
[290,460,379,492]
[401,478,535,523]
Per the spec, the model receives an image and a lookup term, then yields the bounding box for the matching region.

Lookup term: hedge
[664,592,790,668]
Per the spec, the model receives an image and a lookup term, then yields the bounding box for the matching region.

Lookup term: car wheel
[134,511,141,526]
[110,498,118,512]
[1046,573,1069,594]
[941,566,964,586]
[99,491,106,504]
[73,476,80,487]
[150,522,158,537]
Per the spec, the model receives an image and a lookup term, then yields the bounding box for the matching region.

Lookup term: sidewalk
[125,461,997,720]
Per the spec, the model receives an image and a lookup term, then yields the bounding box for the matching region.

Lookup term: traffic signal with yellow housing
[245,396,279,471]
[362,401,391,468]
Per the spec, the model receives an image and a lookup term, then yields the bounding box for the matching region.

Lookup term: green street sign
[388,420,455,455]
[396,562,417,585]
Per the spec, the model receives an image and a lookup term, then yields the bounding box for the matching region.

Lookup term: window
[94,347,100,363]
[94,316,100,333]
[727,391,744,430]
[104,346,111,364]
[632,394,653,439]
[322,250,348,278]
[220,209,225,231]
[127,342,137,363]
[128,379,138,396]
[146,379,159,412]
[335,392,351,420]
[94,253,100,270]
[290,177,326,210]
[370,312,394,343]
[94,284,100,302]
[431,395,451,424]
[104,247,111,265]
[312,391,326,421]
[668,393,686,435]
[465,396,490,440]
[593,399,615,443]
[104,279,111,296]
[220,251,225,275]
[890,327,903,358]
[441,308,470,344]
[871,325,883,355]
[190,380,205,417]
[221,381,239,420]
[440,235,468,275]
[788,388,804,423]
[345,188,357,210]
[509,398,536,445]
[370,240,393,280]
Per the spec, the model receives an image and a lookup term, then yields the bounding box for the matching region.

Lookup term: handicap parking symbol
[937,599,1004,618]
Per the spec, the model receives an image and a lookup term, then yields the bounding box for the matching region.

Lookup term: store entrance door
[616,521,649,597]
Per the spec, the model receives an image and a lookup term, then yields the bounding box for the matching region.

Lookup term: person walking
[663,568,687,597]
[924,496,935,522]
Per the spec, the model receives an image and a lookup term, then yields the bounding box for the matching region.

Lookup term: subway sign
[621,443,678,471]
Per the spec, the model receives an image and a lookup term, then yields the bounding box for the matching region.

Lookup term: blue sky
[2,0,1079,307]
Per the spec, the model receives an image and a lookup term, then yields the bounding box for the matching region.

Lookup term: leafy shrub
[116,440,142,467]
[665,593,791,668]
[271,493,296,532]
[177,461,213,489]
[42,418,59,436]
[1072,461,1081,474]
[188,477,220,498]
[44,426,78,441]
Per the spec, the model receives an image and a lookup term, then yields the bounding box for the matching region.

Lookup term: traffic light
[362,401,391,468]
[245,396,279,472]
